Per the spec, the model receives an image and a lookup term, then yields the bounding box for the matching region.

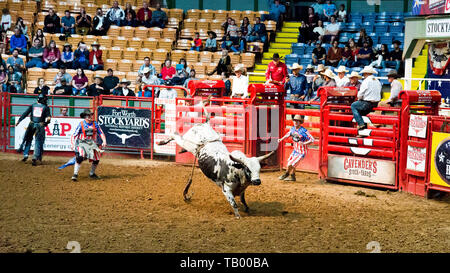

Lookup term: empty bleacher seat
[390,22,404,33]
[374,22,389,33]
[379,33,393,45]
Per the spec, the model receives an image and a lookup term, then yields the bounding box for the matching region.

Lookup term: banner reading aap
[97,106,151,149]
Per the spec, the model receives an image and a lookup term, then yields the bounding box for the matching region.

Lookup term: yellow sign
[430,132,450,188]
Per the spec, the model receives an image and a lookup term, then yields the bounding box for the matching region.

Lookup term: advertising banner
[97,106,151,148]
[408,115,428,138]
[430,132,450,188]
[407,145,427,172]
[14,117,82,151]
[328,155,396,185]
[413,0,450,15]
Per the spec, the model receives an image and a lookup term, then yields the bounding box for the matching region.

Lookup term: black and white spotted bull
[158,122,276,219]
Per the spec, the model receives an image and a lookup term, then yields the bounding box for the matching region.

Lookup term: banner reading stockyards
[412,0,450,15]
[97,106,151,148]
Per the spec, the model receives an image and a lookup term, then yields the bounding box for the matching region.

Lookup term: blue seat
[351,67,362,73]
[390,12,404,22]
[390,22,404,33]
[376,12,390,22]
[349,12,363,24]
[305,46,315,54]
[363,13,376,23]
[379,33,393,44]
[374,22,389,33]
[345,22,360,32]
[361,22,373,33]
[339,36,350,44]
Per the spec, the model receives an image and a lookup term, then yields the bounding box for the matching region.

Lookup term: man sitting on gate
[277,115,315,182]
[350,66,381,133]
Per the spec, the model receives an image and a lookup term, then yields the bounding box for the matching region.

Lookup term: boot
[284,173,296,182]
[278,172,289,180]
[71,174,78,182]
[31,159,37,166]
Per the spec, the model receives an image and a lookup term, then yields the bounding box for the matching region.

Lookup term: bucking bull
[158,119,276,219]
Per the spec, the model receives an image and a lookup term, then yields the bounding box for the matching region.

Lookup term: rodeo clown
[16,93,51,166]
[277,115,315,182]
[70,109,106,182]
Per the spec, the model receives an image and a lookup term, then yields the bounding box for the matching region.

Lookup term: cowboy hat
[207,31,217,38]
[320,69,336,79]
[386,69,400,78]
[305,64,314,70]
[80,109,94,118]
[234,65,245,72]
[314,64,326,72]
[335,65,349,73]
[347,71,362,79]
[293,114,304,122]
[272,53,280,60]
[120,78,131,85]
[359,66,378,75]
[288,63,303,71]
[142,67,151,74]
[91,41,100,46]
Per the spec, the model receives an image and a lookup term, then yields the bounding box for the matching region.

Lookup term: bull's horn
[229,154,246,165]
[257,150,276,162]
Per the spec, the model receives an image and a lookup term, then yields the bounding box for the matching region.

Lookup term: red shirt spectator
[265,53,288,84]
[161,60,176,80]
[137,3,152,23]
[193,38,202,47]
[89,48,103,65]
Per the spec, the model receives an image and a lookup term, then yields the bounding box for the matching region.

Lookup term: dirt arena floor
[0,153,449,253]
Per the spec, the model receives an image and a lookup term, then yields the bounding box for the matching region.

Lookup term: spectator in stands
[76,7,92,35]
[310,64,326,101]
[92,8,110,36]
[89,41,103,71]
[334,66,349,87]
[311,0,325,21]
[307,7,319,29]
[113,78,135,96]
[43,40,60,69]
[61,10,76,35]
[190,32,202,51]
[267,0,286,31]
[222,72,231,96]
[72,68,89,96]
[7,49,25,72]
[209,49,231,76]
[338,43,353,67]
[124,2,136,20]
[15,17,29,40]
[73,41,90,69]
[380,70,402,107]
[285,63,307,109]
[161,59,176,81]
[33,78,50,95]
[183,69,198,89]
[369,44,389,69]
[222,17,232,32]
[122,11,138,27]
[44,8,60,34]
[321,69,336,87]
[137,1,152,27]
[1,8,11,31]
[323,0,337,21]
[150,3,167,28]
[351,66,381,131]
[26,39,44,69]
[138,67,159,97]
[323,15,339,43]
[205,31,217,52]
[348,38,359,64]
[60,107,69,116]
[6,65,22,93]
[357,28,373,48]
[247,17,267,43]
[326,40,342,67]
[312,42,326,65]
[304,64,315,100]
[298,21,312,44]
[221,35,233,51]
[0,30,8,54]
[88,75,105,96]
[231,30,246,54]
[53,78,72,95]
[10,28,27,55]
[230,65,249,98]
[240,17,252,38]
[337,4,347,22]
[103,69,119,94]
[173,58,190,81]
[312,20,324,43]
[107,1,125,27]
[54,67,72,88]
[33,29,46,48]
[356,40,373,67]
[383,40,402,73]
[266,53,288,85]
[0,65,7,92]
[226,19,239,42]
[344,71,362,91]
[138,57,156,76]
[60,43,74,69]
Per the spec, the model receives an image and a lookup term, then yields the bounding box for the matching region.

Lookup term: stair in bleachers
[410,45,428,90]
[249,22,300,84]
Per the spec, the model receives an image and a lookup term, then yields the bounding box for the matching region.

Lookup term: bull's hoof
[235,215,241,219]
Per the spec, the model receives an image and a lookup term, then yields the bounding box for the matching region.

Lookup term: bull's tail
[183,155,197,202]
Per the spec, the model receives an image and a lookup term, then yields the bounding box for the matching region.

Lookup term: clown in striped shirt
[277,115,314,182]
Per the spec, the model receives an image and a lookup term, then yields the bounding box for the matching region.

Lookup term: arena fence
[0,86,449,197]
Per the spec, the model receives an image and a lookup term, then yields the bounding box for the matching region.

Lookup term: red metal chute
[188,80,225,97]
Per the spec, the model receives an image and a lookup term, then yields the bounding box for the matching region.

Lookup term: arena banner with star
[430,132,450,188]
[413,0,450,15]
[427,42,450,102]
[14,117,82,151]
